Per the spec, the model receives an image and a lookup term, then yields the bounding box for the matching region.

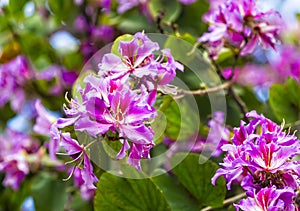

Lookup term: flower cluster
[73,14,115,61]
[212,111,300,210]
[199,0,283,59]
[0,128,41,190]
[35,65,78,95]
[49,32,183,197]
[223,44,300,86]
[34,99,98,199]
[0,56,33,112]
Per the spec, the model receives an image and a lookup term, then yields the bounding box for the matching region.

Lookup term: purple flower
[73,167,96,200]
[207,111,230,156]
[241,10,283,55]
[90,25,114,43]
[99,32,183,93]
[235,186,296,211]
[0,153,29,190]
[35,65,78,95]
[212,110,300,195]
[157,49,184,86]
[59,132,98,198]
[55,74,156,170]
[33,99,58,136]
[270,45,300,83]
[199,0,283,58]
[0,129,40,189]
[0,56,32,112]
[56,31,183,171]
[73,15,89,32]
[99,32,160,82]
[211,111,300,210]
[117,0,144,13]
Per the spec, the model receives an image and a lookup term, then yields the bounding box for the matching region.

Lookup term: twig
[178,81,232,96]
[228,86,248,121]
[156,10,165,34]
[201,192,247,211]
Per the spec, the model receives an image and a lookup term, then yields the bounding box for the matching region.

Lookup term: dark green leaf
[148,0,182,22]
[117,9,156,33]
[171,153,226,208]
[176,1,209,36]
[63,52,83,70]
[47,0,78,23]
[31,172,68,211]
[152,170,199,211]
[94,172,171,211]
[160,95,198,140]
[286,77,300,109]
[269,81,300,123]
[7,0,27,17]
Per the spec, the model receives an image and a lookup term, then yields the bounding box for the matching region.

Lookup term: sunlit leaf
[94,172,171,211]
[171,153,226,208]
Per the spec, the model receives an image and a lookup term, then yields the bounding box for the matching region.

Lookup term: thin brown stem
[177,81,232,97]
[228,86,248,121]
[201,192,247,211]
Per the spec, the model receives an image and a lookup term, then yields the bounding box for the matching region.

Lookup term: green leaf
[151,170,199,211]
[160,95,198,140]
[19,33,56,66]
[31,172,68,211]
[7,0,27,18]
[47,0,78,23]
[175,1,209,36]
[94,172,171,211]
[117,9,156,33]
[101,138,123,159]
[286,77,300,109]
[0,178,31,211]
[171,153,226,208]
[269,79,300,123]
[63,52,83,70]
[148,0,182,22]
[111,34,134,57]
[151,110,167,144]
[177,33,197,44]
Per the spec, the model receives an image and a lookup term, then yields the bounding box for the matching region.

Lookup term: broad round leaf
[94,172,171,211]
[171,153,226,208]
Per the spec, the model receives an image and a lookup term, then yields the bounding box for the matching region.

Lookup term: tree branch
[177,81,232,96]
[201,192,247,211]
[228,86,248,121]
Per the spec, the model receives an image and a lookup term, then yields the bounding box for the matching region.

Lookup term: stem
[201,192,247,211]
[228,86,248,121]
[178,81,232,96]
[156,10,165,34]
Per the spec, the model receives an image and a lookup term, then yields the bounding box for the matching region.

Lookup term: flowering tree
[0,0,299,210]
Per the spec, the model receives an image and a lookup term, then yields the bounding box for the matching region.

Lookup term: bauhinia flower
[0,129,40,190]
[235,186,296,211]
[212,110,300,209]
[199,0,283,58]
[0,56,33,112]
[47,32,184,191]
[59,132,98,199]
[99,32,183,92]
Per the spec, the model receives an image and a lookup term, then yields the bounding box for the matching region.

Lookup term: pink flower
[199,0,283,58]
